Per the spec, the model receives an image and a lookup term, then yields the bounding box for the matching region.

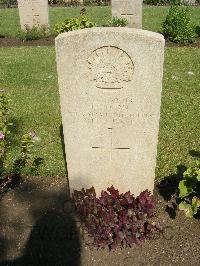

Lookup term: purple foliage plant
[72,186,158,250]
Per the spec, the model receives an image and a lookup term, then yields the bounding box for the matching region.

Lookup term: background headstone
[112,0,143,28]
[18,0,49,31]
[56,27,165,196]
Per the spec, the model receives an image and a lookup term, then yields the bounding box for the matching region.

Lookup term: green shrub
[49,0,110,6]
[162,6,196,44]
[83,0,110,5]
[108,17,128,27]
[48,0,63,4]
[144,0,181,5]
[178,160,200,218]
[54,16,95,35]
[0,0,17,7]
[48,0,72,5]
[19,25,50,41]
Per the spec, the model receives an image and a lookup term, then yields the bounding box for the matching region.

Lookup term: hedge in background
[144,0,181,5]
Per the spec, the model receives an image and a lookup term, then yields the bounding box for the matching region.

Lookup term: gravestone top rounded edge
[55,27,165,44]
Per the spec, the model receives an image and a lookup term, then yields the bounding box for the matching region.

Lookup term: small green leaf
[191,196,200,209]
[179,202,194,218]
[196,169,200,181]
[179,180,193,198]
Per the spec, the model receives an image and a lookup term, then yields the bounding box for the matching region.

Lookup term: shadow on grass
[60,124,70,193]
[157,164,186,219]
[0,178,81,265]
[195,26,200,37]
[157,164,186,202]
[12,156,44,177]
[189,149,200,159]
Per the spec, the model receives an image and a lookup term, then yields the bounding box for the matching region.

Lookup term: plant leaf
[72,186,156,249]
[179,201,194,218]
[192,196,200,209]
[196,169,200,181]
[179,180,193,198]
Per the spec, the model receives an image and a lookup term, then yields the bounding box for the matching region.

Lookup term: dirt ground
[0,36,200,48]
[0,175,199,266]
[0,36,55,47]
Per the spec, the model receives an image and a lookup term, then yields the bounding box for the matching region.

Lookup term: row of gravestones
[18,0,143,30]
[17,0,197,30]
[18,0,165,196]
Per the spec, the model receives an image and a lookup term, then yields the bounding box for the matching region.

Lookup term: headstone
[18,0,49,31]
[112,0,143,28]
[56,27,165,196]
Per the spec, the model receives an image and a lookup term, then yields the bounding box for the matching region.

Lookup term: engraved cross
[121,13,134,16]
[92,128,130,160]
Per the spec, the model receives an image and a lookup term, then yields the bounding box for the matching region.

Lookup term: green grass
[0,6,199,179]
[156,48,200,179]
[0,47,199,179]
[0,47,65,176]
[0,6,199,37]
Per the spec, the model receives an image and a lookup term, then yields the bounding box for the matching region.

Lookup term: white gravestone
[112,0,143,28]
[56,28,165,196]
[18,0,49,31]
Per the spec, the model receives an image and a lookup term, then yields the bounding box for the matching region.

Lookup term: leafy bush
[108,17,128,27]
[83,0,111,5]
[178,160,200,217]
[48,0,75,5]
[0,91,42,180]
[143,0,181,5]
[48,0,65,4]
[162,6,196,44]
[0,0,17,7]
[72,186,157,249]
[54,16,95,35]
[19,25,50,41]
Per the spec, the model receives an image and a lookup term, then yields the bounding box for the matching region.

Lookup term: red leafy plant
[72,186,157,249]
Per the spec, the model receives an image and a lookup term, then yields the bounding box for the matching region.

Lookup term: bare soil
[0,36,200,48]
[0,36,55,47]
[0,176,199,266]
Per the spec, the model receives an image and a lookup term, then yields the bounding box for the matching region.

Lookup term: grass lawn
[0,46,199,179]
[0,6,200,37]
[0,6,199,179]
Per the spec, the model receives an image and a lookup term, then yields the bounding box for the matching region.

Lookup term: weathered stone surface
[112,0,143,28]
[18,0,49,30]
[55,27,165,196]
